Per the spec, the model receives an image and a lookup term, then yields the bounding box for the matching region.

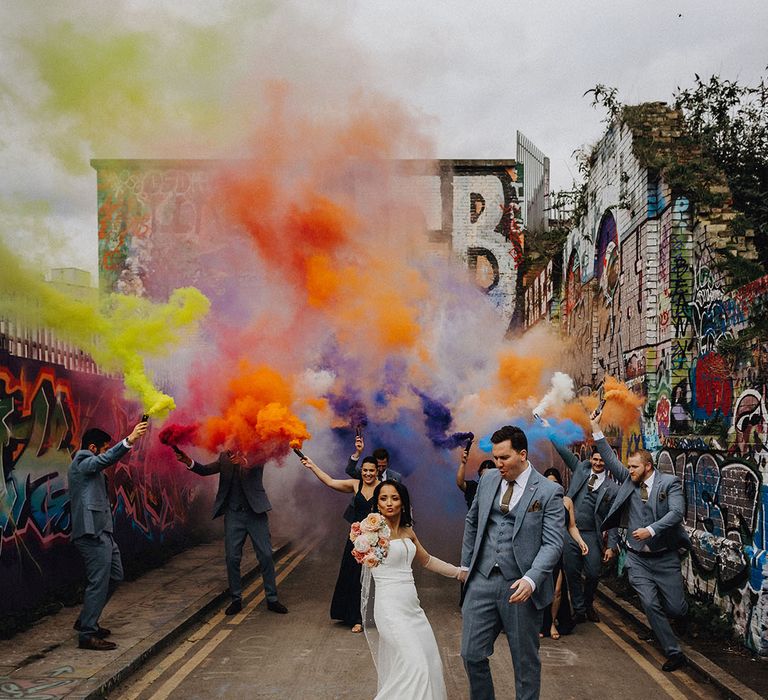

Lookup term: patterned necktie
[587,473,598,492]
[500,481,515,513]
[640,481,649,503]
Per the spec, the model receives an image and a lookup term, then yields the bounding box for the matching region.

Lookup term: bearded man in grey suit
[591,410,690,672]
[176,448,287,616]
[460,425,564,700]
[550,440,619,623]
[69,420,147,650]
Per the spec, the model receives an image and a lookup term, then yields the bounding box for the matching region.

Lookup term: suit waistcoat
[475,482,523,579]
[573,482,598,530]
[226,465,249,511]
[626,489,655,550]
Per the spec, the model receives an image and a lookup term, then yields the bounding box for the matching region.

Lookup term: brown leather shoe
[586,607,600,623]
[78,636,117,651]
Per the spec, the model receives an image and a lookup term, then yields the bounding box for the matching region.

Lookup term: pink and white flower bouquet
[350,513,391,567]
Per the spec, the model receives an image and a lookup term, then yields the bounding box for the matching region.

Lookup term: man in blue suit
[550,440,618,623]
[460,425,564,700]
[591,410,690,672]
[68,420,147,650]
[176,448,287,616]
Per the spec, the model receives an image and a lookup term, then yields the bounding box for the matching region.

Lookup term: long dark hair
[373,480,413,527]
[543,467,563,485]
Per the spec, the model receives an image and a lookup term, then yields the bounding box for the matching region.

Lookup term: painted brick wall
[554,103,767,653]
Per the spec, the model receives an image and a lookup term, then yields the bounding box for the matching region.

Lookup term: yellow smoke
[0,240,209,417]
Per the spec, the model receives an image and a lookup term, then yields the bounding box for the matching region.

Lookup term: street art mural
[0,354,206,619]
[657,446,767,653]
[555,104,768,652]
[450,164,525,326]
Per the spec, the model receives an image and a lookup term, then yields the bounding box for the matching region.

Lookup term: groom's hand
[508,578,533,604]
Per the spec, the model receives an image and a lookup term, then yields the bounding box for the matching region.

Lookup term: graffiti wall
[657,446,767,653]
[0,353,211,621]
[554,102,768,652]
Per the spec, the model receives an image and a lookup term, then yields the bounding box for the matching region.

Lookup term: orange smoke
[558,398,594,432]
[601,376,644,431]
[497,351,546,406]
[306,253,426,351]
[557,379,643,434]
[217,173,357,281]
[201,361,311,462]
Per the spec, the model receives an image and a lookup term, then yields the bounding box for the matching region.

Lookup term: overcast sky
[1,0,766,279]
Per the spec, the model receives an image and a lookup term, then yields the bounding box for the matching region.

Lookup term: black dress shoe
[572,612,587,624]
[73,621,111,638]
[662,654,686,672]
[638,630,655,642]
[585,607,600,623]
[78,636,117,651]
[224,600,242,615]
[267,600,288,614]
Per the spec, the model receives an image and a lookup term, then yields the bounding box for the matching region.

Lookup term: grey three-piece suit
[191,453,278,603]
[68,440,129,640]
[553,443,618,615]
[596,438,690,657]
[461,467,564,700]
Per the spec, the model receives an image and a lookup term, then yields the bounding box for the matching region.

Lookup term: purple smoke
[413,387,474,449]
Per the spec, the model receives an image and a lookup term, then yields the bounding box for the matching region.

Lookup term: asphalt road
[111,536,725,700]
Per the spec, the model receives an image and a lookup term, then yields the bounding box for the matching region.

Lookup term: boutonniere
[658,491,666,502]
[528,500,542,512]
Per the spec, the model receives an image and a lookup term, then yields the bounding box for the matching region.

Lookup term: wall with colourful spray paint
[552,102,768,652]
[0,350,211,625]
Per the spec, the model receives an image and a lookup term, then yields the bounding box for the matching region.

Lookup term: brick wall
[553,103,767,653]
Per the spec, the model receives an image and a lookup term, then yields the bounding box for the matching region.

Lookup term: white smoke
[532,371,575,419]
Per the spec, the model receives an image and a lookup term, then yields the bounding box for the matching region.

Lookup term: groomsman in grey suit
[176,448,287,616]
[460,425,564,700]
[591,410,690,672]
[345,434,403,482]
[69,420,147,650]
[551,440,619,623]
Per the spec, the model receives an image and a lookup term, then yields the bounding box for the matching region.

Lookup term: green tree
[674,71,768,266]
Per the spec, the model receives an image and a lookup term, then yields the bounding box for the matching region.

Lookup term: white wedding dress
[369,538,447,700]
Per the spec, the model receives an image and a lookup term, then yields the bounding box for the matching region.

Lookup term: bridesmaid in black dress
[301,455,378,632]
[541,468,589,639]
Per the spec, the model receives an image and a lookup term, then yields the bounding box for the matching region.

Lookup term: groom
[460,425,564,700]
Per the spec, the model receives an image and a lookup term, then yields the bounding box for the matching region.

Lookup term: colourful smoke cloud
[158,422,200,447]
[0,239,210,417]
[414,388,474,450]
[533,372,575,417]
[497,350,547,406]
[601,376,644,432]
[197,361,312,463]
[478,417,585,452]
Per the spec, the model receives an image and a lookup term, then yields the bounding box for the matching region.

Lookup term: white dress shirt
[499,463,532,509]
[588,469,606,489]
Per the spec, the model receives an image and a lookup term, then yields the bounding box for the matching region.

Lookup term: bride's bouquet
[350,513,391,568]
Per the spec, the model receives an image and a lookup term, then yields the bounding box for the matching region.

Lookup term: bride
[365,480,461,700]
